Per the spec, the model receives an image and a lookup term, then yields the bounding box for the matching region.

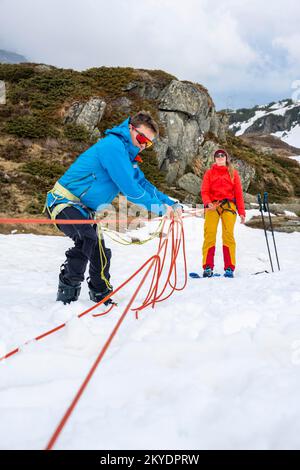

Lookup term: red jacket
[201,164,245,216]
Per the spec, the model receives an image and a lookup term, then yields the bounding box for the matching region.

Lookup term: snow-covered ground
[1,213,300,450]
[273,126,300,148]
[289,155,300,164]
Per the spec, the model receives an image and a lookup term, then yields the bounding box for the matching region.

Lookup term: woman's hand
[240,215,246,224]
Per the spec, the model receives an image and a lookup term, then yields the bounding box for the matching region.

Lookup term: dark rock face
[228,99,300,138]
[244,107,300,135]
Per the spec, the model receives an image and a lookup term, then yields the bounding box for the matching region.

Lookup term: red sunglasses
[131,125,154,149]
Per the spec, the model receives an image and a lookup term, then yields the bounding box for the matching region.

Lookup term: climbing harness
[215,199,237,216]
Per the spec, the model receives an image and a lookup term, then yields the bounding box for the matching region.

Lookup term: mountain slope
[1,63,300,225]
[228,99,300,149]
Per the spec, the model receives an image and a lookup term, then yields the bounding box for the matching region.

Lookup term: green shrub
[226,133,300,202]
[0,64,35,82]
[140,147,166,187]
[6,115,59,138]
[83,66,136,96]
[0,141,27,162]
[64,123,90,142]
[8,73,75,109]
[0,104,14,118]
[20,160,66,180]
[25,192,45,214]
[271,154,299,170]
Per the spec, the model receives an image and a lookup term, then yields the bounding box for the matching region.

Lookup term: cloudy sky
[1,0,300,109]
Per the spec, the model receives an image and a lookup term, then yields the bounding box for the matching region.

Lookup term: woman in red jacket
[201,149,246,278]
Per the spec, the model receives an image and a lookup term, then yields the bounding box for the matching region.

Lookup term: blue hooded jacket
[46,118,175,217]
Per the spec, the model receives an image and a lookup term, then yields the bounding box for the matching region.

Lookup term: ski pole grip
[257,193,262,211]
[263,192,268,212]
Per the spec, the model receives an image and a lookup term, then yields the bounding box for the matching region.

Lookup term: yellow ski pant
[202,202,237,270]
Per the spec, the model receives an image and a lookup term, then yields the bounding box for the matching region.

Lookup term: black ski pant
[56,206,112,292]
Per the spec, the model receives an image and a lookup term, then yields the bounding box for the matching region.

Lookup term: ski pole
[263,192,280,271]
[257,193,274,272]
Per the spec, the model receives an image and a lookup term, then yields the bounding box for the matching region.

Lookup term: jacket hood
[105,118,140,162]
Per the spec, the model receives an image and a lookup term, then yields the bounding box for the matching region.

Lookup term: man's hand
[172,202,183,218]
[165,204,182,219]
[240,215,246,224]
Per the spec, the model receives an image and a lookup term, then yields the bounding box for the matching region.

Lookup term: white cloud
[0,0,300,108]
[273,34,300,65]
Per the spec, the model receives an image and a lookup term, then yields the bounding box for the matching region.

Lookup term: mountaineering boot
[57,274,81,304]
[203,266,213,278]
[87,280,116,306]
[224,267,234,278]
[56,264,81,304]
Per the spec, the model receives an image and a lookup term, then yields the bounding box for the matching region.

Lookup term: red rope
[0,214,188,449]
[45,251,163,450]
[45,218,186,450]
[91,302,116,318]
[0,211,200,227]
[0,220,171,362]
[134,218,187,313]
[0,216,163,225]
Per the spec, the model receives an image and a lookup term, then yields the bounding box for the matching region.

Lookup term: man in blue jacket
[45,111,181,305]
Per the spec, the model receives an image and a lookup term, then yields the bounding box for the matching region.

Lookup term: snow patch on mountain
[272,125,300,148]
[229,99,300,148]
[234,110,267,136]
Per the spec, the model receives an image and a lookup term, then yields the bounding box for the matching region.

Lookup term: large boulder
[122,70,173,100]
[159,80,215,134]
[155,80,226,185]
[177,173,201,196]
[231,159,256,191]
[111,96,132,114]
[64,97,106,136]
[156,111,201,183]
[197,140,219,169]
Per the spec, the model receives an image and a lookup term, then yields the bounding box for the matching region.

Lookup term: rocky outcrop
[64,97,106,138]
[122,69,174,100]
[231,159,256,191]
[111,96,132,114]
[177,173,201,196]
[61,78,246,202]
[246,214,300,233]
[0,80,5,105]
[155,80,227,190]
[57,78,262,201]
